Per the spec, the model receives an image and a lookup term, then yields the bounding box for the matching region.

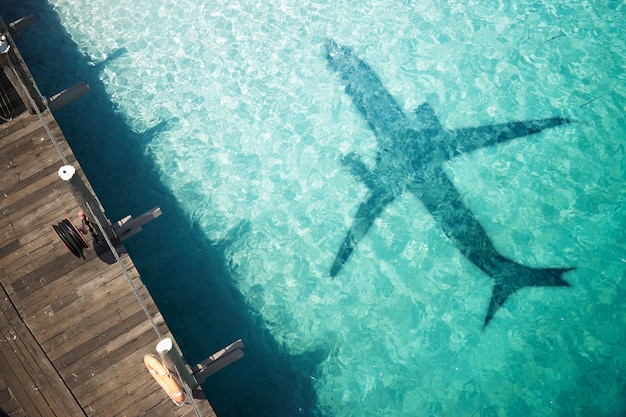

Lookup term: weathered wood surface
[0,93,215,416]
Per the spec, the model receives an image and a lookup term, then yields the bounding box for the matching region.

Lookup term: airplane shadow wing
[450,117,571,156]
[330,191,396,277]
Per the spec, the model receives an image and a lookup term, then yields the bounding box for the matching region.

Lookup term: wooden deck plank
[1,217,80,278]
[70,355,151,406]
[73,334,203,417]
[2,190,68,241]
[67,325,166,399]
[10,250,79,297]
[0,283,87,417]
[0,114,28,140]
[0,180,65,231]
[0,349,41,417]
[1,240,57,288]
[1,150,68,208]
[1,327,69,417]
[3,198,72,242]
[55,308,157,371]
[0,387,27,417]
[29,276,136,343]
[27,271,134,337]
[17,249,116,313]
[0,113,39,147]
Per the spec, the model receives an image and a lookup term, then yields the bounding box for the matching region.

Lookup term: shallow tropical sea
[2,0,625,416]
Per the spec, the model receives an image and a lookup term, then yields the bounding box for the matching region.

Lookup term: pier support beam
[114,207,162,241]
[8,15,36,35]
[48,82,90,111]
[152,338,245,389]
[192,339,245,385]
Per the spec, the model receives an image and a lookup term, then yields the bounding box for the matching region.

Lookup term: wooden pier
[0,21,216,417]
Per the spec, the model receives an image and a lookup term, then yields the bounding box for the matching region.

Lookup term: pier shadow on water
[0,2,324,416]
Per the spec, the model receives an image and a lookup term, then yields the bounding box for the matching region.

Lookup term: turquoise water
[3,0,626,416]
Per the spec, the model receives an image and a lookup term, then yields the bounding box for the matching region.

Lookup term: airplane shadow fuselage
[325,39,574,327]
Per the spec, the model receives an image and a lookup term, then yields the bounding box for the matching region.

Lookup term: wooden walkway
[0,62,216,417]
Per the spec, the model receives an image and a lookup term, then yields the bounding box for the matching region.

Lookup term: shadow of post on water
[0,2,325,416]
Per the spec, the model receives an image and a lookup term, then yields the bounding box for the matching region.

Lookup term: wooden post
[114,207,162,241]
[58,165,117,242]
[8,15,36,35]
[48,82,90,111]
[156,338,198,390]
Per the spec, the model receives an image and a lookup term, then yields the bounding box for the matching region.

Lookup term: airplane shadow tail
[483,262,574,328]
